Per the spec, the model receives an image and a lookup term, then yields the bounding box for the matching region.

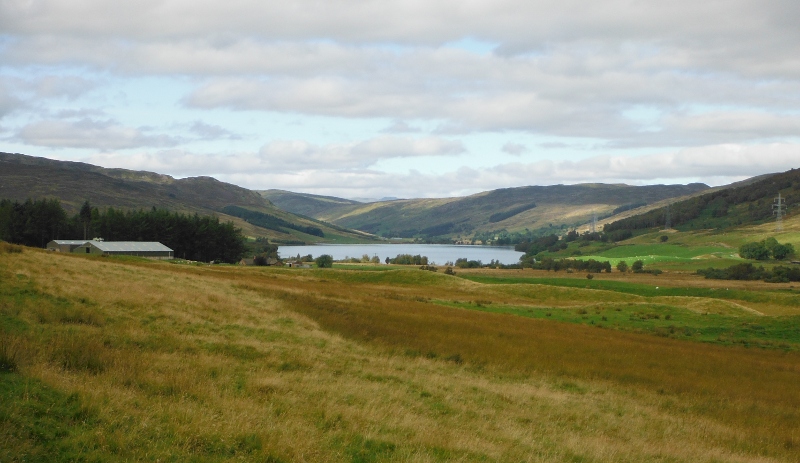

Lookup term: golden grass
[2,250,799,461]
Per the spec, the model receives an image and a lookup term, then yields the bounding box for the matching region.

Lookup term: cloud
[381,120,421,134]
[501,142,528,155]
[3,0,800,200]
[189,120,241,140]
[83,135,465,175]
[30,75,95,100]
[2,2,799,149]
[83,143,800,199]
[257,136,464,171]
[16,118,182,150]
[212,143,800,199]
[488,144,800,185]
[0,86,21,119]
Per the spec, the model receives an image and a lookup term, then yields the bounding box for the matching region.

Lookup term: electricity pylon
[773,193,785,232]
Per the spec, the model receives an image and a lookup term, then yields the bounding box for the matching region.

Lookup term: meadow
[1,244,799,462]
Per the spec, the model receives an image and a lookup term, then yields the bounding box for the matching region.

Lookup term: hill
[2,246,799,461]
[264,183,710,242]
[259,189,364,217]
[0,152,372,244]
[605,167,800,234]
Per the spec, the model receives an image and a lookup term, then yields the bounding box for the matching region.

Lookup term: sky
[1,0,799,200]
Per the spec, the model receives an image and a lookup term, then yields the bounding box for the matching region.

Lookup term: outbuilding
[72,241,174,260]
[47,240,89,252]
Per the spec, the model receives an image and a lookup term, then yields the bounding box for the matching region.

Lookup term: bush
[444,266,456,275]
[739,241,771,260]
[455,258,482,269]
[631,260,644,273]
[739,239,795,260]
[586,274,594,280]
[659,235,669,242]
[616,261,628,273]
[772,243,795,260]
[388,254,429,265]
[315,254,333,268]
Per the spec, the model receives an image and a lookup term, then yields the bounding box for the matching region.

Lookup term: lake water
[277,243,524,265]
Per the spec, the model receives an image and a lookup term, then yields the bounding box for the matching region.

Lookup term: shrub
[586,274,594,280]
[315,254,334,268]
[443,266,456,275]
[631,260,644,273]
[739,241,771,260]
[772,243,795,260]
[659,235,669,242]
[616,261,628,273]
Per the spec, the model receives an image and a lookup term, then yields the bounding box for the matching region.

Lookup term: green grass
[573,243,740,267]
[0,373,106,463]
[459,274,800,305]
[434,299,800,351]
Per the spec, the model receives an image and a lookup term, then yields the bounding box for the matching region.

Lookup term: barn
[47,240,89,252]
[72,241,174,260]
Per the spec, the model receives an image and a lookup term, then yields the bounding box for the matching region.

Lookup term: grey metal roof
[85,241,173,252]
[51,240,90,245]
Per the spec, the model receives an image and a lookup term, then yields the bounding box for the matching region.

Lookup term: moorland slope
[262,183,710,241]
[0,152,371,244]
[1,245,798,461]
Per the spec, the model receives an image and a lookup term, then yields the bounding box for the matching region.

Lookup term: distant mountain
[259,189,364,218]
[262,183,711,241]
[0,152,372,244]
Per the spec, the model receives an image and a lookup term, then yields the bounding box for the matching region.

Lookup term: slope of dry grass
[1,248,798,462]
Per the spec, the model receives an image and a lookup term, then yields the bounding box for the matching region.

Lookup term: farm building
[72,241,174,260]
[47,240,89,252]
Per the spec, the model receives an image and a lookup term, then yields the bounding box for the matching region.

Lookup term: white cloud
[256,136,464,171]
[501,143,528,155]
[16,119,181,150]
[488,144,800,184]
[381,120,421,134]
[188,120,241,140]
[2,0,800,198]
[83,135,465,175]
[82,143,800,199]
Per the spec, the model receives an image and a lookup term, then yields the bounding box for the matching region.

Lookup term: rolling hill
[262,183,711,242]
[0,152,372,244]
[605,167,800,234]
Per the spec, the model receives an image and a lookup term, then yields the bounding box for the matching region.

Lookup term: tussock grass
[1,248,799,461]
[0,333,20,372]
[0,241,22,254]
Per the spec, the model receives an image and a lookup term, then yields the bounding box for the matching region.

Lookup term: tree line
[0,198,247,263]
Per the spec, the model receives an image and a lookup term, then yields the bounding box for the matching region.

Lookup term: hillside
[605,167,800,234]
[259,189,364,217]
[0,152,372,244]
[2,246,799,461]
[264,183,710,242]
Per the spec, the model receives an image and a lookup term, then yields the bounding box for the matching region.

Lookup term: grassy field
[2,245,800,462]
